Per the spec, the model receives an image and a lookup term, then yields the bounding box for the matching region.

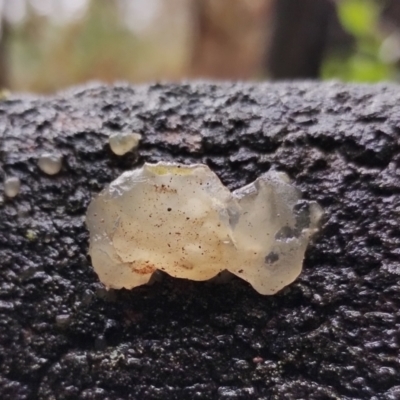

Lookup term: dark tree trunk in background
[266,0,336,79]
[382,0,400,28]
[0,20,9,88]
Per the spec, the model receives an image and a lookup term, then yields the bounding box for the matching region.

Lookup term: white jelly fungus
[86,162,323,295]
[109,132,142,156]
[4,176,21,198]
[38,153,62,175]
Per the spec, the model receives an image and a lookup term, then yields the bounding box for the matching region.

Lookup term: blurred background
[1,0,400,93]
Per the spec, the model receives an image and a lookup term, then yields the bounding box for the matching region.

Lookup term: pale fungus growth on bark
[109,132,142,156]
[86,162,323,295]
[4,177,21,198]
[38,153,63,175]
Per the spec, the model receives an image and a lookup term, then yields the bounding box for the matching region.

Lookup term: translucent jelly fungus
[38,153,62,175]
[86,162,323,295]
[4,177,21,198]
[109,132,142,156]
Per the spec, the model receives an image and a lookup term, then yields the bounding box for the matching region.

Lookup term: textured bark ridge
[1,82,399,399]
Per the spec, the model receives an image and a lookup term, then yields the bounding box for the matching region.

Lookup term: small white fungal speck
[4,177,21,198]
[109,132,142,155]
[86,162,323,295]
[38,153,62,175]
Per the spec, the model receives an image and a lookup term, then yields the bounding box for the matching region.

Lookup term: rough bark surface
[1,82,400,400]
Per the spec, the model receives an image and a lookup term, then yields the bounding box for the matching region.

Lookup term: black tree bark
[1,82,400,399]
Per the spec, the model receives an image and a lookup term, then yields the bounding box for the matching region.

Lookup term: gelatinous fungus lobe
[109,132,142,155]
[86,162,322,295]
[38,152,63,175]
[4,177,21,198]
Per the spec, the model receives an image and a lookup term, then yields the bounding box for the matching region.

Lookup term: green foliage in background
[322,0,394,82]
